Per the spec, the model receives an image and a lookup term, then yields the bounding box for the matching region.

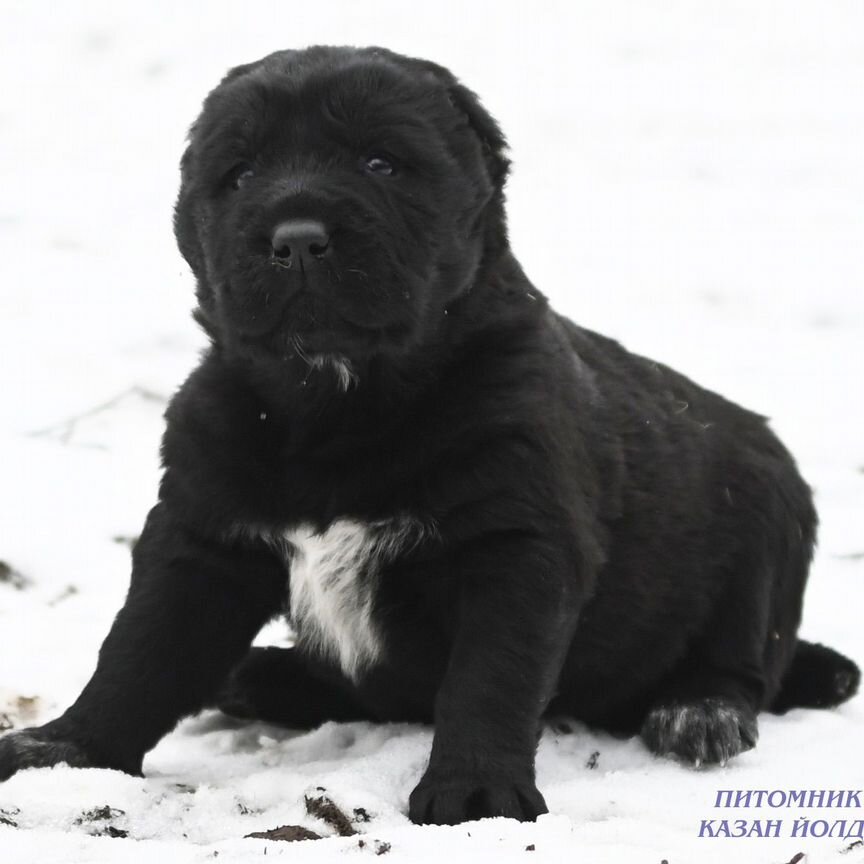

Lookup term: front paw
[0,727,96,781]
[409,769,548,825]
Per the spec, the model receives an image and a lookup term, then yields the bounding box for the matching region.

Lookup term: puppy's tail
[770,639,860,713]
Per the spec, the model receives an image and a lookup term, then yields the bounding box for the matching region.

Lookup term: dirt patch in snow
[243,788,385,846]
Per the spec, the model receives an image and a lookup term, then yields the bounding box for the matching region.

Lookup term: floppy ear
[380,50,510,190]
[171,53,284,341]
[173,54,270,273]
[381,52,511,253]
[445,81,510,190]
[173,139,202,276]
[172,56,261,280]
[173,134,219,338]
[173,53,269,276]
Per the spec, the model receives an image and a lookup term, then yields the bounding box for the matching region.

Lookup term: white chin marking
[307,353,357,391]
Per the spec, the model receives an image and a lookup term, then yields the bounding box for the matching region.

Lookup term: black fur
[0,46,858,825]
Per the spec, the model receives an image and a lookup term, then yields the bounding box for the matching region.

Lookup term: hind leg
[643,485,815,764]
[215,647,371,728]
[641,573,769,765]
[641,575,772,767]
[643,456,816,766]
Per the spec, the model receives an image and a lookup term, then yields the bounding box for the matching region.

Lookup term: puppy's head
[174,46,509,363]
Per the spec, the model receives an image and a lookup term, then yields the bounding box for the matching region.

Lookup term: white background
[0,2,862,862]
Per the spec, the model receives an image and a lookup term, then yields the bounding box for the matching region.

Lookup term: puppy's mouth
[219,244,421,351]
[221,274,403,358]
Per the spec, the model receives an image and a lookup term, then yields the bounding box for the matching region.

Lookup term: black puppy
[0,46,858,826]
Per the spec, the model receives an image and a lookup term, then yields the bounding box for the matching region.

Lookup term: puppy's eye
[227,164,255,190]
[363,155,396,176]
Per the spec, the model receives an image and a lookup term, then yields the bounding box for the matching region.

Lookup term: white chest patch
[282,517,427,680]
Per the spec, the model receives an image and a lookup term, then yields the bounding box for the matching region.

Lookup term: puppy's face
[175,47,508,361]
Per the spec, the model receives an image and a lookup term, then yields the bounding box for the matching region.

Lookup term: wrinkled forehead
[194,53,454,152]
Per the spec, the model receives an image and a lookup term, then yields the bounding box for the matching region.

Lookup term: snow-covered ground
[1,2,862,862]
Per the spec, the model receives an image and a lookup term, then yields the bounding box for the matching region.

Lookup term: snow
[1,1,862,861]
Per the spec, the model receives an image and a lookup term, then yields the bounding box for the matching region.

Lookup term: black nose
[271,219,330,266]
